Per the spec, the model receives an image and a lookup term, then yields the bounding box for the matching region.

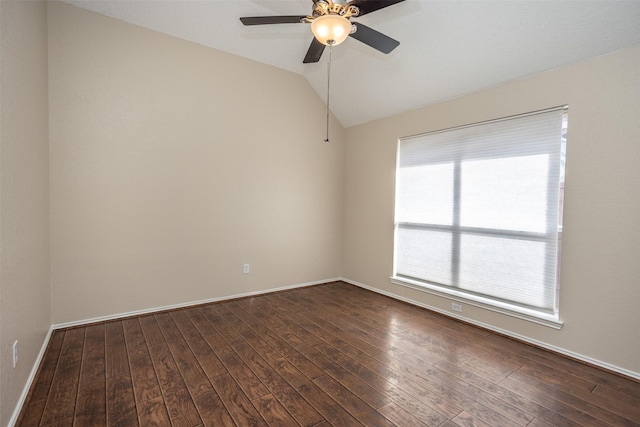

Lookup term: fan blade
[303,38,326,63]
[349,23,399,54]
[240,16,306,25]
[347,0,405,17]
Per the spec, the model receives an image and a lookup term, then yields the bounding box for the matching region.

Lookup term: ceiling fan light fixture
[311,14,352,46]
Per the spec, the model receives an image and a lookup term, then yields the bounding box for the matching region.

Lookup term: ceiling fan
[240,0,405,63]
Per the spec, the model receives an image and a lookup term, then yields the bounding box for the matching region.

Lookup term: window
[393,107,567,326]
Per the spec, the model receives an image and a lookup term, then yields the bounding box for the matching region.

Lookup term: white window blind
[394,107,567,317]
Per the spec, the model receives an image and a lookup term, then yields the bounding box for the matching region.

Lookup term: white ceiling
[62,1,640,128]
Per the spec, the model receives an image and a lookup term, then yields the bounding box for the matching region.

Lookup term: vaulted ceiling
[62,1,640,128]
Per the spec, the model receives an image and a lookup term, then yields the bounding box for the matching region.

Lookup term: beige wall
[343,45,640,376]
[48,2,344,325]
[0,1,51,425]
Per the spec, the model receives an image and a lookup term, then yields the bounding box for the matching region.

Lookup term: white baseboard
[52,278,340,330]
[340,277,640,381]
[8,326,53,427]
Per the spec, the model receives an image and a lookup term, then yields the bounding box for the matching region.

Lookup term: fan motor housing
[311,0,360,19]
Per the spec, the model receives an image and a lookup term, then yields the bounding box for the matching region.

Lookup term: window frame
[391,107,567,329]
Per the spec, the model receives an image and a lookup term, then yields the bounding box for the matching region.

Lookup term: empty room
[1,1,639,426]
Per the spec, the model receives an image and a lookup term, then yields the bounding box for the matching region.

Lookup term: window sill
[390,276,563,330]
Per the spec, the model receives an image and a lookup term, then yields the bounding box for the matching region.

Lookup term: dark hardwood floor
[17,281,640,426]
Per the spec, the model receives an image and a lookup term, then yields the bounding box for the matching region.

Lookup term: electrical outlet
[12,340,18,368]
[451,302,463,312]
[243,263,250,274]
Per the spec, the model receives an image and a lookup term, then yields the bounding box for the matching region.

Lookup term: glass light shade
[311,14,352,46]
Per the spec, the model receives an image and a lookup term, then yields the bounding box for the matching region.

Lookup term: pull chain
[324,45,332,143]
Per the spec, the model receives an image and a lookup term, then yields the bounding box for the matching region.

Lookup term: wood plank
[105,321,130,378]
[122,318,148,359]
[269,357,364,426]
[31,329,66,401]
[155,312,239,426]
[197,306,244,349]
[106,374,138,427]
[216,345,270,400]
[147,342,202,426]
[592,384,640,424]
[183,306,221,337]
[80,324,106,379]
[281,306,464,423]
[320,286,493,359]
[40,328,85,425]
[210,373,268,426]
[75,379,106,426]
[171,309,227,378]
[74,324,106,426]
[42,416,75,426]
[318,288,572,424]
[192,388,236,427]
[313,375,395,427]
[514,363,597,393]
[230,339,325,427]
[215,313,326,426]
[136,396,171,427]
[527,417,558,427]
[234,298,391,412]
[139,314,166,347]
[189,308,231,354]
[293,340,392,409]
[155,312,215,399]
[123,318,163,403]
[463,400,526,426]
[481,332,603,383]
[504,372,638,426]
[219,302,326,380]
[277,293,391,361]
[233,299,324,348]
[436,359,580,427]
[378,401,433,427]
[450,410,494,427]
[17,398,47,427]
[128,353,162,403]
[455,354,523,381]
[311,337,456,422]
[252,393,300,426]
